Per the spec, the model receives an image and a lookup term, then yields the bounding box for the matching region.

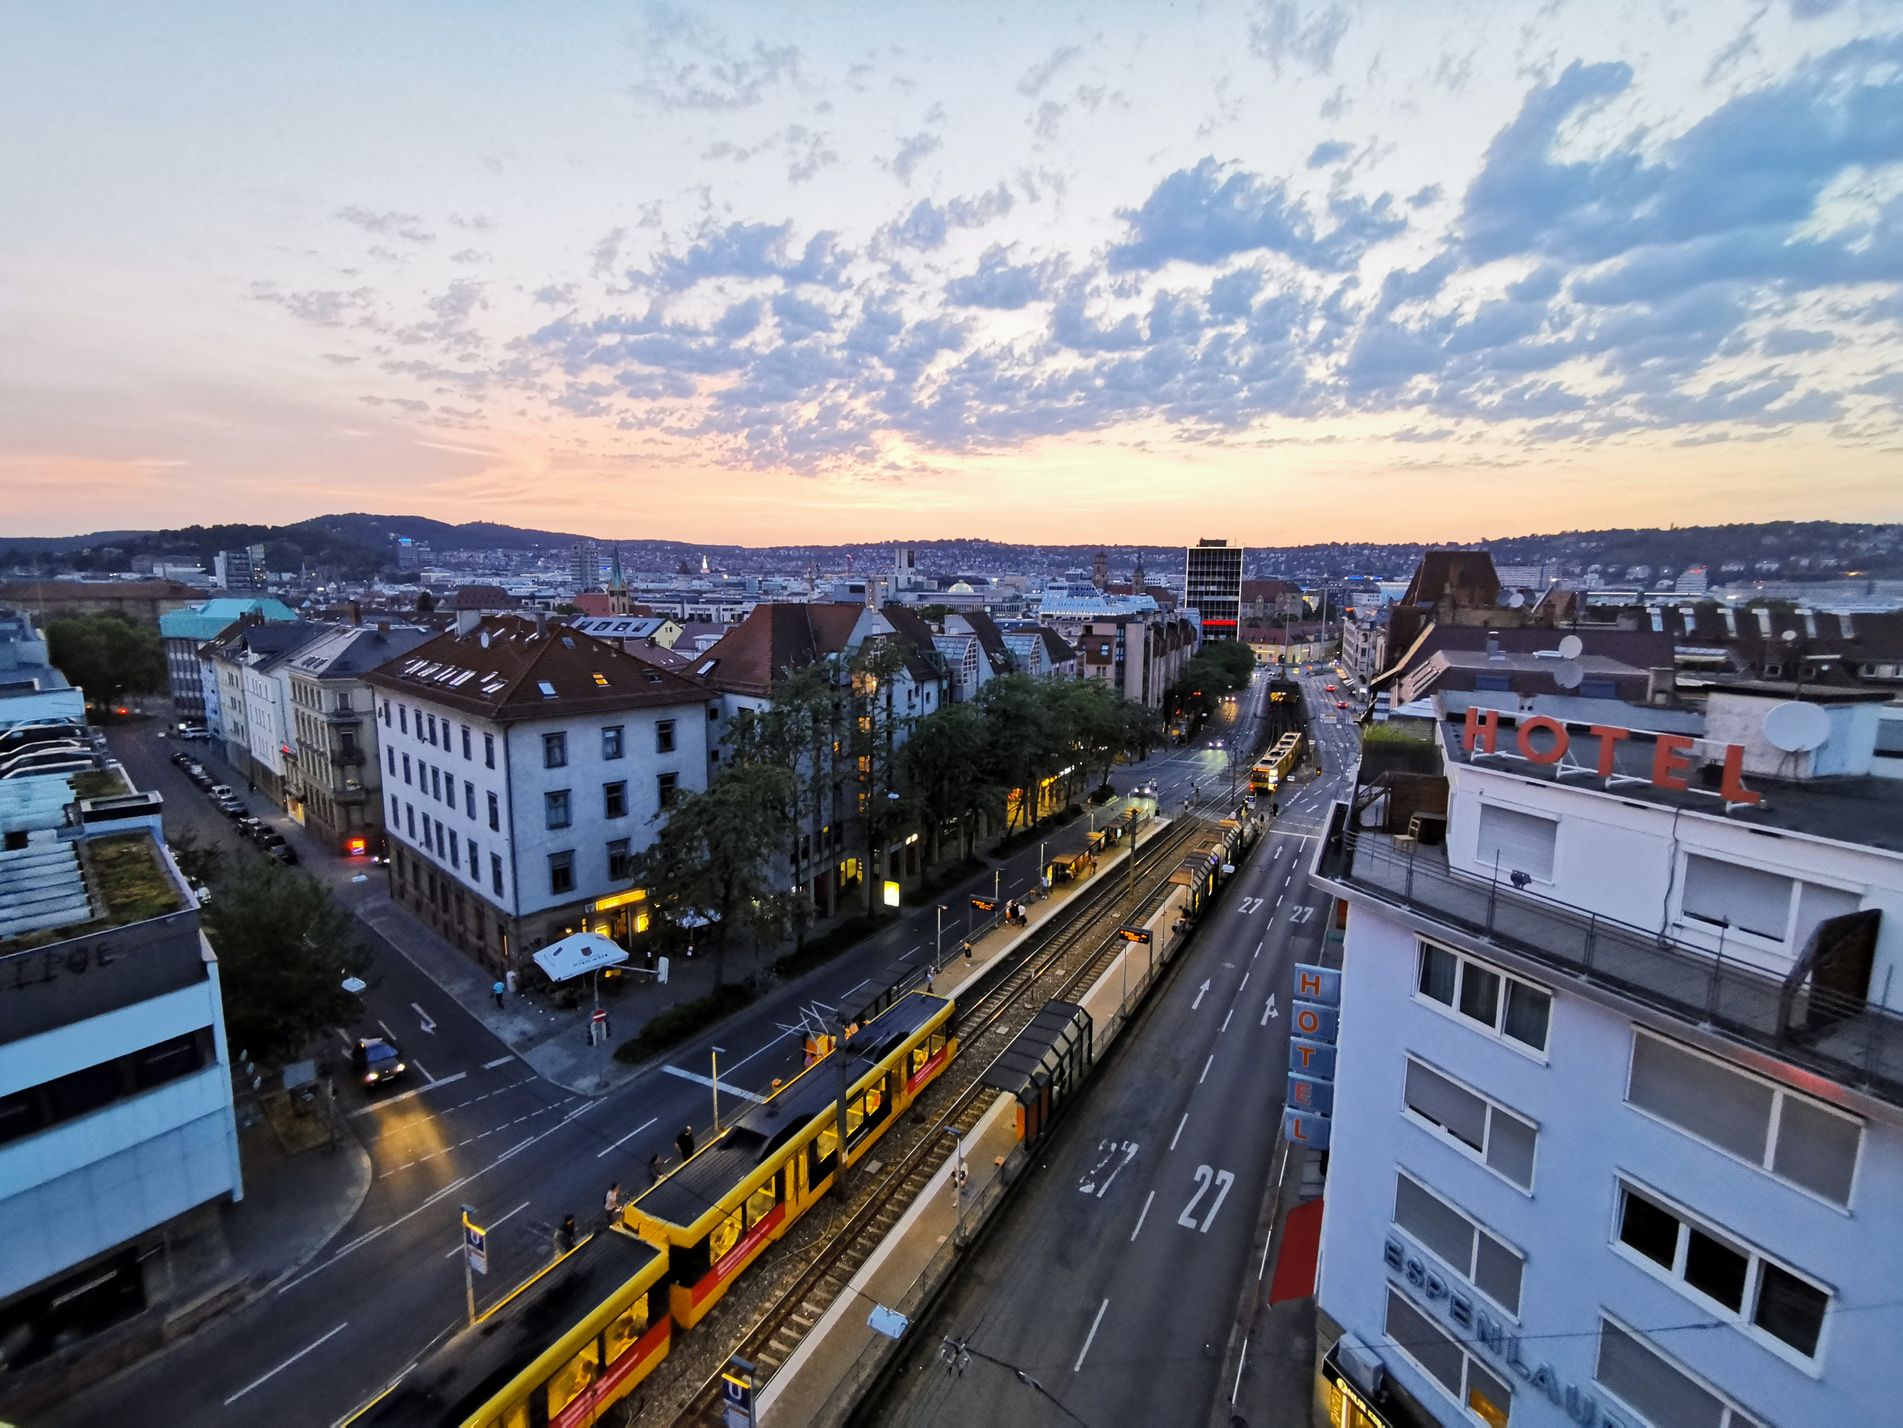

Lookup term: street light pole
[711,1046,724,1134]
[935,904,946,972]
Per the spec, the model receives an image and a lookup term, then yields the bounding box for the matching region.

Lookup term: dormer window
[537,681,557,698]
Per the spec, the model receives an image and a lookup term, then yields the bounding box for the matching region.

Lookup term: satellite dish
[1496,589,1515,607]
[1781,629,1799,644]
[1507,591,1526,609]
[1557,634,1583,660]
[1763,701,1829,753]
[1554,661,1584,690]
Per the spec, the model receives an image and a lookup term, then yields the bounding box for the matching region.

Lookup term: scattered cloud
[335,206,435,244]
[1249,1,1351,78]
[1306,139,1353,168]
[627,2,801,112]
[1017,44,1083,98]
[889,131,943,184]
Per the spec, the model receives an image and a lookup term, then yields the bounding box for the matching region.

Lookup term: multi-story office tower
[1185,538,1244,641]
[1308,686,1902,1428]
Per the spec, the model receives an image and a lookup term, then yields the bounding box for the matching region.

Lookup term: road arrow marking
[1191,980,1210,1010]
[413,1002,436,1035]
[1262,995,1279,1026]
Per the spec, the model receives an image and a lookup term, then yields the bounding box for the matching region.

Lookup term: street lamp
[935,904,948,973]
[711,1045,725,1133]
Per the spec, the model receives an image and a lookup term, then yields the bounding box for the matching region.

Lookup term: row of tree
[633,649,1161,987]
[46,611,166,705]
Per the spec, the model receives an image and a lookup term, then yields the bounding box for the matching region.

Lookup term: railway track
[670,800,1234,1425]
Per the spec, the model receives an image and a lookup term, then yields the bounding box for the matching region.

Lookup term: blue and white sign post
[461,1204,487,1326]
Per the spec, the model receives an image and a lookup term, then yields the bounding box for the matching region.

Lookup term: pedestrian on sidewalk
[505,967,517,996]
[492,979,506,1009]
[962,940,974,962]
[558,1214,576,1254]
[604,1181,620,1223]
[649,1152,664,1184]
[925,970,935,995]
[677,1125,696,1161]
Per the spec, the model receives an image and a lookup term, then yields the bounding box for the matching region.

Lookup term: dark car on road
[266,843,299,866]
[352,1036,406,1087]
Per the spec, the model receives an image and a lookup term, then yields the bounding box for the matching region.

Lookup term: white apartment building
[200,621,321,803]
[363,615,715,974]
[1308,688,1903,1428]
[0,770,242,1365]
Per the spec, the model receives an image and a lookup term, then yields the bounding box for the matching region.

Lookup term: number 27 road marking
[1237,897,1264,915]
[1177,1165,1236,1233]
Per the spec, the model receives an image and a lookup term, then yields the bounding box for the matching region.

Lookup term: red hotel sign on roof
[1459,705,1760,806]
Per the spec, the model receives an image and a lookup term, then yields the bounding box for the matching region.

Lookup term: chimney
[347,599,362,626]
[375,620,390,635]
[1646,666,1676,706]
[1486,630,1503,660]
[456,609,483,636]
[533,610,550,638]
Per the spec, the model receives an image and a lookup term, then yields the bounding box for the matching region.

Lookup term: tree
[978,675,1064,833]
[847,642,912,915]
[637,760,799,988]
[415,590,437,614]
[902,701,994,863]
[203,863,368,1066]
[45,611,165,706]
[166,826,225,890]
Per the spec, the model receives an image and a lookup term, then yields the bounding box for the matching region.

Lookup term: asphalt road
[872,668,1356,1428]
[52,687,1291,1428]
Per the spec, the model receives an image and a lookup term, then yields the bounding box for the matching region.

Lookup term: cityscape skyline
[6,1,1902,542]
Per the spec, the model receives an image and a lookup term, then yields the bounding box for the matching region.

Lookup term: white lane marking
[1220,1009,1233,1033]
[662,1065,766,1102]
[1238,971,1250,993]
[722,1029,796,1076]
[1233,1335,1250,1404]
[377,1018,398,1042]
[222,1322,348,1405]
[279,1101,597,1294]
[482,1055,514,1070]
[841,978,870,996]
[596,1116,660,1160]
[1199,1054,1214,1084]
[1191,979,1210,1010]
[1074,1298,1110,1373]
[1130,1190,1155,1242]
[900,943,925,960]
[1170,1112,1188,1151]
[412,1001,437,1035]
[347,1071,468,1117]
[409,1057,435,1085]
[1262,995,1279,1025]
[442,1199,530,1257]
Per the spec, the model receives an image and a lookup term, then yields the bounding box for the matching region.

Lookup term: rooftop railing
[1317,805,1902,1109]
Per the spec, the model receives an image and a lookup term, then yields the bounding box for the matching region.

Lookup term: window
[602,725,624,760]
[381,700,391,727]
[461,725,471,760]
[1403,1058,1537,1190]
[1476,804,1557,882]
[390,793,400,826]
[745,1180,777,1228]
[447,829,459,864]
[549,850,575,896]
[488,791,501,831]
[656,719,676,754]
[1614,1180,1831,1359]
[406,803,416,838]
[546,1339,600,1417]
[387,746,396,775]
[1416,942,1550,1053]
[604,781,628,819]
[399,705,408,734]
[427,713,437,746]
[1596,1318,1766,1428]
[1393,1171,1523,1315]
[491,852,504,897]
[1626,1030,1860,1206]
[1384,1288,1513,1426]
[607,837,632,881]
[402,753,412,785]
[1681,856,1792,940]
[545,789,572,830]
[657,772,679,809]
[429,765,442,801]
[603,1299,648,1365]
[468,839,480,878]
[465,780,475,819]
[484,732,495,769]
[543,731,567,768]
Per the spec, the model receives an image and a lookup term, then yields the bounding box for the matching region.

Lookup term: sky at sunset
[3,1,1901,546]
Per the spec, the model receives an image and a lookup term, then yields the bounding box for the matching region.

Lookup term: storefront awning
[532,930,628,982]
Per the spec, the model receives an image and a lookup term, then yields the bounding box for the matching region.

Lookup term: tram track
[665,800,1235,1426]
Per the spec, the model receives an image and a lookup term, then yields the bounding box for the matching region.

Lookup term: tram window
[846,1095,866,1140]
[604,1299,647,1364]
[746,1181,778,1228]
[810,1124,840,1180]
[487,1402,529,1428]
[911,1045,929,1078]
[546,1339,600,1416]
[709,1206,744,1264]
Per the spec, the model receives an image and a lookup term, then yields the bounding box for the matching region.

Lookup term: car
[218,799,248,819]
[208,784,235,801]
[191,883,213,905]
[1337,700,1349,709]
[170,751,194,767]
[352,1036,407,1087]
[190,772,213,790]
[177,724,210,741]
[1211,737,1224,749]
[257,830,287,851]
[236,817,264,841]
[1138,781,1159,798]
[266,843,299,866]
[1325,683,1336,692]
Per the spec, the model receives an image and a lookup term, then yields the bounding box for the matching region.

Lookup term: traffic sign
[463,1217,488,1276]
[591,1008,608,1023]
[722,1356,758,1428]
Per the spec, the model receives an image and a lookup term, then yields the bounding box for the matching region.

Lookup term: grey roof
[284,624,433,680]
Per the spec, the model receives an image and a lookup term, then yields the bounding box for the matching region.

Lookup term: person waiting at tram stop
[677,1124,696,1161]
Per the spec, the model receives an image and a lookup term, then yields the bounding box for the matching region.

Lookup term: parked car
[352,1036,406,1087]
[257,829,287,850]
[266,843,298,866]
[191,883,213,905]
[217,798,248,819]
[236,817,264,841]
[190,771,213,790]
[169,751,194,767]
[208,784,235,801]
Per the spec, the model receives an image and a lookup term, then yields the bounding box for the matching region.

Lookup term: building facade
[1308,691,1903,1428]
[158,598,298,720]
[364,615,715,973]
[1184,538,1245,641]
[284,623,431,855]
[0,771,242,1367]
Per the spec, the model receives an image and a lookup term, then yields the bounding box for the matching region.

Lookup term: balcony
[1315,804,1903,1110]
[330,745,365,767]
